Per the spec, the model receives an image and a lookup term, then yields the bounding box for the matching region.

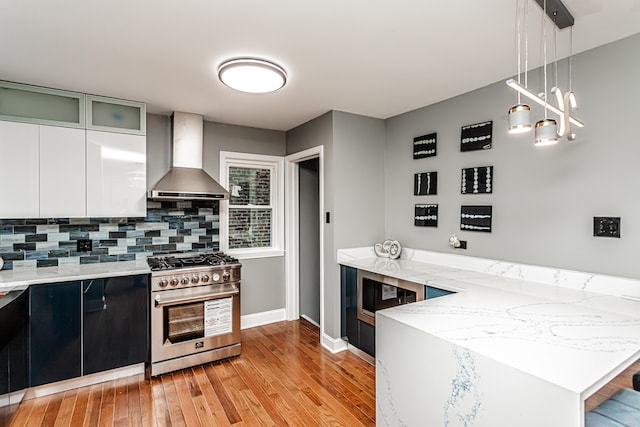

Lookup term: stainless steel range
[147,252,241,377]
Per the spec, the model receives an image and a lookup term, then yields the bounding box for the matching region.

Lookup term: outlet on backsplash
[77,239,92,253]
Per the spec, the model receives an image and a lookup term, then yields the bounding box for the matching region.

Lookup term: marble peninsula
[338,247,640,427]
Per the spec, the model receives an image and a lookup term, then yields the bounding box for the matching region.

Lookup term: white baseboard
[22,363,144,400]
[321,333,348,354]
[0,390,25,408]
[241,308,286,329]
[240,310,347,355]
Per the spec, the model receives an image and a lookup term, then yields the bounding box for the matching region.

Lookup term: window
[220,152,284,258]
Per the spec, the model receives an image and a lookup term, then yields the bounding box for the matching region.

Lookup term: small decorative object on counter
[374,240,402,259]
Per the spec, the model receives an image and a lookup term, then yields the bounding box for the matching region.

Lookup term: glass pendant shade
[534,118,558,146]
[508,104,532,133]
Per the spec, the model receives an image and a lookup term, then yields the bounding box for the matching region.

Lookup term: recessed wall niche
[461,166,493,194]
[415,204,438,227]
[413,132,437,159]
[461,121,492,151]
[460,205,492,232]
[414,172,437,195]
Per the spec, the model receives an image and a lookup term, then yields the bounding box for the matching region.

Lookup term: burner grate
[147,252,239,271]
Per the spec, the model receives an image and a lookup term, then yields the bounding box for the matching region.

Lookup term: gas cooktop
[147,252,239,272]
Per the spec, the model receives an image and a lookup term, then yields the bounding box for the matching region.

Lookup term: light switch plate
[593,217,620,238]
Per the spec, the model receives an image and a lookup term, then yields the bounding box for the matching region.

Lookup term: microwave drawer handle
[154,289,238,307]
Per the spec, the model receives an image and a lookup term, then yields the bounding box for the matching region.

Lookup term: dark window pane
[228,208,272,249]
[229,167,271,206]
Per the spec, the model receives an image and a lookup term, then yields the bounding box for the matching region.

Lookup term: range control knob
[201,274,210,282]
[170,277,179,287]
[191,275,200,284]
[222,271,231,281]
[158,279,169,288]
[212,273,220,282]
[181,276,190,285]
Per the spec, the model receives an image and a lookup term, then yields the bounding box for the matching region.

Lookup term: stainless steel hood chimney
[149,112,229,201]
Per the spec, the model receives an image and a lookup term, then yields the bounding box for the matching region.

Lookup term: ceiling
[1,0,639,131]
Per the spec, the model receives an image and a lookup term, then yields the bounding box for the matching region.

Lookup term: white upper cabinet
[0,123,87,218]
[0,121,39,218]
[39,126,86,218]
[0,81,85,128]
[86,130,146,217]
[86,95,146,135]
[0,81,147,219]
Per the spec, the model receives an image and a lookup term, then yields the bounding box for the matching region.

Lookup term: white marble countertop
[338,247,640,398]
[0,260,150,291]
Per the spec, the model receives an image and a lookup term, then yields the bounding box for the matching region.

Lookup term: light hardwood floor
[5,319,375,427]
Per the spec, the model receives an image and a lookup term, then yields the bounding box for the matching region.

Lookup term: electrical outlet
[593,217,620,238]
[77,239,93,252]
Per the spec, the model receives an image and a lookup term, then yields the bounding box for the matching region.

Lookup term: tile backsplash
[0,200,220,270]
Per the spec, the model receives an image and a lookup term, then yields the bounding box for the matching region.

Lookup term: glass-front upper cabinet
[86,95,146,135]
[0,81,85,128]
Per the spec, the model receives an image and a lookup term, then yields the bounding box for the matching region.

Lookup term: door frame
[284,146,324,337]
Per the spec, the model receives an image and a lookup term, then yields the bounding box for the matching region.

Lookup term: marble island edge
[338,247,640,426]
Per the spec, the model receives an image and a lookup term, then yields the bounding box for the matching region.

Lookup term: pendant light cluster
[506,0,584,146]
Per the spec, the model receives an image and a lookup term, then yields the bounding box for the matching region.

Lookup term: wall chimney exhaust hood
[149,112,229,201]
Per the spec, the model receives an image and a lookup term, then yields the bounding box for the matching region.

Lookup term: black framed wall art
[460,205,492,232]
[415,204,438,227]
[414,172,437,195]
[413,132,437,159]
[460,121,492,152]
[461,166,493,194]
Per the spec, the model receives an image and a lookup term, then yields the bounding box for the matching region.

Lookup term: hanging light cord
[569,26,573,92]
[524,0,529,89]
[553,18,558,89]
[542,0,548,117]
[516,0,522,103]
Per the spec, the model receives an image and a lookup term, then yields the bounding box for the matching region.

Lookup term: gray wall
[146,114,287,315]
[287,111,386,338]
[147,33,640,332]
[146,113,171,192]
[299,158,320,324]
[385,33,640,279]
[286,112,337,333]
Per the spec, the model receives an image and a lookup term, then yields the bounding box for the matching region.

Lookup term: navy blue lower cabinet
[30,281,81,387]
[340,265,359,347]
[0,288,29,395]
[425,285,454,299]
[0,346,6,396]
[359,321,375,357]
[83,274,149,375]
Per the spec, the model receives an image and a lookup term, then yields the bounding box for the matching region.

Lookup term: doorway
[298,158,320,326]
[284,146,324,340]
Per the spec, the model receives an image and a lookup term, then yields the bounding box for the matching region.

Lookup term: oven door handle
[154,289,239,308]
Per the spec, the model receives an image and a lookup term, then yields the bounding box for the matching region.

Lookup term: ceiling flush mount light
[218,58,287,94]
